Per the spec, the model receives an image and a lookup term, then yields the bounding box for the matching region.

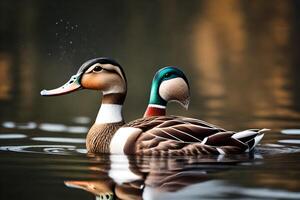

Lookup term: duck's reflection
[65,154,256,200]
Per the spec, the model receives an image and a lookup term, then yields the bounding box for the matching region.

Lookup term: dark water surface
[1,1,300,199]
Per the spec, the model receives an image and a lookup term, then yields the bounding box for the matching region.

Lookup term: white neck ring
[95,104,123,124]
[148,104,166,109]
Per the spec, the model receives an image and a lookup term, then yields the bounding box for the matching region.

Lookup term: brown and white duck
[41,57,268,155]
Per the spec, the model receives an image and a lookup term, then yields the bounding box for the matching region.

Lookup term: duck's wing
[127,116,225,143]
[125,116,267,155]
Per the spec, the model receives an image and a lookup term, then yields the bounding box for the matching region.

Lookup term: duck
[143,66,190,117]
[41,57,268,155]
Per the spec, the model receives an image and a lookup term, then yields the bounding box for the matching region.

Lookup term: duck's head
[40,57,127,99]
[149,66,190,109]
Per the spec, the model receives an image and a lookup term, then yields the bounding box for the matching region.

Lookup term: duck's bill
[40,74,82,96]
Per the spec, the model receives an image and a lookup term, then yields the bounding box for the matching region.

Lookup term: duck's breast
[110,127,142,154]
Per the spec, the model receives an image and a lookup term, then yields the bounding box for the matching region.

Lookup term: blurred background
[1,0,300,130]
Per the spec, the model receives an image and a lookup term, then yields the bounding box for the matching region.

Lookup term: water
[1,0,300,199]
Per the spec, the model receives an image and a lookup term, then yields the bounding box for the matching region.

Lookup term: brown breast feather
[86,122,125,153]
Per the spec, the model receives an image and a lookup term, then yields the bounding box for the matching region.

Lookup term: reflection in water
[64,144,300,199]
[65,154,256,200]
[0,145,77,155]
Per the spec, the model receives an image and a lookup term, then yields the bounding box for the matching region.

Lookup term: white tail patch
[232,130,257,140]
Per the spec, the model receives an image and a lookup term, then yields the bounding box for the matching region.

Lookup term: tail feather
[232,129,269,152]
[232,130,258,142]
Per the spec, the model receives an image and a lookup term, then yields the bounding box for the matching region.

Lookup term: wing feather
[125,116,267,155]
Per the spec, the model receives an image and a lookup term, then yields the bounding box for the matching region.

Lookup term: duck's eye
[164,73,171,78]
[93,66,103,72]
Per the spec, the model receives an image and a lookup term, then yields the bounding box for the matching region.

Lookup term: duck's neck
[144,82,167,117]
[86,93,126,153]
[95,93,125,124]
[96,104,123,124]
[144,104,166,117]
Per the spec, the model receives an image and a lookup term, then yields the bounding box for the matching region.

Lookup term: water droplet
[69,41,73,44]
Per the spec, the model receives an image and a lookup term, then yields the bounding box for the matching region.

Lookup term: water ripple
[67,126,88,133]
[278,139,300,145]
[31,137,85,143]
[38,123,88,133]
[0,133,27,139]
[72,116,91,124]
[0,145,78,155]
[39,123,67,132]
[2,121,37,129]
[256,143,300,155]
[281,129,300,135]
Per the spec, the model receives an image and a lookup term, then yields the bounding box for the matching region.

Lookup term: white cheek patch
[110,127,141,154]
[159,78,189,106]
